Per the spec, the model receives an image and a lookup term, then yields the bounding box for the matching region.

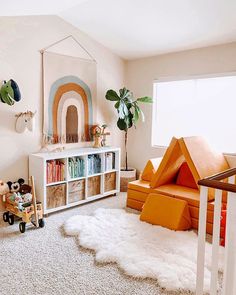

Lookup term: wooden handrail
[198,167,236,193]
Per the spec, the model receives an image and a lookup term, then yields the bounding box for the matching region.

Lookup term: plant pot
[120,168,136,192]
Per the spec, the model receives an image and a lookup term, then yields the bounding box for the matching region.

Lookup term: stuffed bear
[0,180,9,207]
[0,180,9,197]
[19,184,32,195]
[7,178,25,193]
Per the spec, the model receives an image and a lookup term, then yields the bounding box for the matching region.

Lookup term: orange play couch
[127,136,229,234]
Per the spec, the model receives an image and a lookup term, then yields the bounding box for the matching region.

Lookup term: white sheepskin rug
[64,208,224,293]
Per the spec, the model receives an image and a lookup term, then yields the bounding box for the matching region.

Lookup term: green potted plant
[105,87,152,191]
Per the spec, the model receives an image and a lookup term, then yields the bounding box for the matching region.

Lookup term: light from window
[152,75,236,153]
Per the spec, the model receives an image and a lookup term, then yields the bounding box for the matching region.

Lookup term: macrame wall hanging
[41,35,97,145]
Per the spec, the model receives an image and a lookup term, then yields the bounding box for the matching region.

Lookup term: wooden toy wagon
[2,176,45,233]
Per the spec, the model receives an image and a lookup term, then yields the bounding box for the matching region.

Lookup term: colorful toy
[0,79,21,106]
[91,124,110,148]
[3,176,45,233]
[7,178,25,193]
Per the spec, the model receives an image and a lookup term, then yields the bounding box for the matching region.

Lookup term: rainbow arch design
[48,76,93,142]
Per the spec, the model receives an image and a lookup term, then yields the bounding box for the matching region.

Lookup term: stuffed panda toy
[7,178,25,193]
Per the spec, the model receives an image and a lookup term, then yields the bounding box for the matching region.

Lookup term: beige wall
[1,16,236,185]
[126,42,236,172]
[0,16,125,182]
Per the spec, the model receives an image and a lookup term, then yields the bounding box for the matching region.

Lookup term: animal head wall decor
[0,79,21,106]
[15,111,36,133]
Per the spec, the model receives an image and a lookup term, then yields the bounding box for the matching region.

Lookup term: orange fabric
[127,181,215,208]
[189,206,214,224]
[153,184,201,207]
[126,198,144,211]
[150,136,229,191]
[127,188,149,203]
[140,193,192,231]
[128,179,151,194]
[191,218,225,236]
[150,137,185,188]
[179,136,229,180]
[141,158,162,181]
[176,162,198,189]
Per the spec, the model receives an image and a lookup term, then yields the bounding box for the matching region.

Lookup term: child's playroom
[1,2,236,295]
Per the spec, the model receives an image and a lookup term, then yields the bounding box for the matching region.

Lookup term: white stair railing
[196,168,236,295]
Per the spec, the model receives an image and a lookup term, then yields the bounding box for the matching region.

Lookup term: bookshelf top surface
[30,146,120,160]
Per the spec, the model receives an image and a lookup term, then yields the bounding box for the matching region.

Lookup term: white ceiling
[1,0,236,60]
[0,0,87,15]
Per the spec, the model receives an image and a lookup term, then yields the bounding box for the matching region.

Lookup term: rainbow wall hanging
[42,41,97,145]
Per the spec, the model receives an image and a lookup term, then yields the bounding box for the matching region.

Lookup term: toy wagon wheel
[19,222,26,233]
[8,214,14,225]
[3,212,9,222]
[39,219,45,228]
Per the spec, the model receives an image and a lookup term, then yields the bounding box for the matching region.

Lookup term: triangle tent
[150,136,229,189]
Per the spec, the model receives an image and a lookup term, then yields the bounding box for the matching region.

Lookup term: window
[152,75,236,153]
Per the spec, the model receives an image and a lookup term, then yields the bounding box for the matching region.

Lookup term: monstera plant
[105,87,152,174]
[0,79,21,106]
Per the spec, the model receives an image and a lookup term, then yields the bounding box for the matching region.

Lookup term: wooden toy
[2,176,45,233]
[91,125,102,148]
[91,124,110,148]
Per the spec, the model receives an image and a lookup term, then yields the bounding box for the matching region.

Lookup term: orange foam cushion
[154,184,201,207]
[128,179,151,194]
[141,158,162,182]
[140,193,192,231]
[176,162,198,189]
[189,206,214,223]
[191,218,225,236]
[127,188,148,203]
[126,198,144,211]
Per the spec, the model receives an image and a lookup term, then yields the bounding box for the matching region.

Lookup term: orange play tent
[127,136,229,233]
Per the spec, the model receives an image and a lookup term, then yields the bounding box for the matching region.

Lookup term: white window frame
[152,72,236,155]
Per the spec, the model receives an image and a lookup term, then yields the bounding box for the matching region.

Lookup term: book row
[68,157,85,179]
[46,160,65,184]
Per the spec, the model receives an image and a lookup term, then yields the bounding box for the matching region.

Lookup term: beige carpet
[0,193,193,295]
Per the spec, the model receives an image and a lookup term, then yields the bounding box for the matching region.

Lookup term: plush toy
[5,178,33,211]
[15,111,36,133]
[19,184,32,195]
[0,180,9,201]
[0,180,9,195]
[22,193,32,203]
[7,178,25,193]
[0,79,21,106]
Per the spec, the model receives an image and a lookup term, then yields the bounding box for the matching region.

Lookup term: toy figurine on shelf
[91,124,110,148]
[91,125,102,148]
[101,124,110,147]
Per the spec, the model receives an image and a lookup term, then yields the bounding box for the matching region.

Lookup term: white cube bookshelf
[29,147,120,214]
